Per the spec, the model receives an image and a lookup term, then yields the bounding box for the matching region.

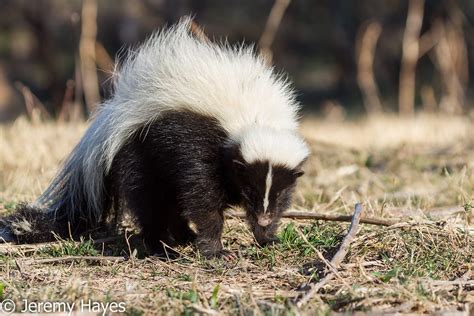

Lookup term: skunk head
[233,160,304,226]
[224,126,309,228]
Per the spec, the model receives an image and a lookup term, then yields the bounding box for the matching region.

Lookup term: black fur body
[2,110,302,258]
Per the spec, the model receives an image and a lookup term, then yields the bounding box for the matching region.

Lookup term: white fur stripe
[263,164,273,213]
[239,126,309,168]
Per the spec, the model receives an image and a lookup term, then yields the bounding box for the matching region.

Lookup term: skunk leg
[0,223,14,243]
[189,210,226,258]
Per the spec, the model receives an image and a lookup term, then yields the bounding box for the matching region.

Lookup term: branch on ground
[295,203,364,308]
[226,208,394,226]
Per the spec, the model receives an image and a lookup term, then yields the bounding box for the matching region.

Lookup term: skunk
[0,19,309,258]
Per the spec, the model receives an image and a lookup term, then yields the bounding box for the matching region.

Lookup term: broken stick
[22,255,126,265]
[295,203,364,308]
[226,207,393,226]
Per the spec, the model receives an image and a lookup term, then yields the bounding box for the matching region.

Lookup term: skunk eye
[276,188,290,200]
[233,160,247,169]
[294,170,305,178]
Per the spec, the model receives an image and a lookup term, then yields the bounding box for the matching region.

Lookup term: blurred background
[0,4,472,312]
[0,0,473,122]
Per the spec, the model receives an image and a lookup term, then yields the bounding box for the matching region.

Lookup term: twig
[258,0,291,64]
[294,226,350,288]
[342,260,383,269]
[125,229,137,261]
[22,255,126,265]
[329,203,364,266]
[228,204,466,227]
[14,258,26,277]
[295,203,364,308]
[189,304,219,315]
[0,235,121,255]
[383,302,416,314]
[384,220,447,230]
[226,209,394,226]
[424,280,474,288]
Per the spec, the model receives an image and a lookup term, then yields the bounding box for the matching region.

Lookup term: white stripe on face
[263,163,273,214]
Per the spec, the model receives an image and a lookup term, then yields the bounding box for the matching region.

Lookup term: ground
[0,114,472,315]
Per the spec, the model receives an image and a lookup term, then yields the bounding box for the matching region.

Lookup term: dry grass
[0,114,473,315]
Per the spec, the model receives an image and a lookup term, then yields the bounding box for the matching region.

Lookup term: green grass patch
[39,237,98,257]
[278,222,344,256]
[166,289,199,303]
[355,227,472,281]
[2,200,18,215]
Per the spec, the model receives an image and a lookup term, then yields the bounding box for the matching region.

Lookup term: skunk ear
[233,160,247,171]
[294,170,304,178]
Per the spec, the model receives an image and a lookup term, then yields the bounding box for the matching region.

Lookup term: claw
[204,249,237,261]
[220,250,238,261]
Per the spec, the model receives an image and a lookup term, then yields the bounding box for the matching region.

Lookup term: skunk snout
[257,214,272,227]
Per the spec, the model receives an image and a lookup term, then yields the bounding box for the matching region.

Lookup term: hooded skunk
[0,18,309,258]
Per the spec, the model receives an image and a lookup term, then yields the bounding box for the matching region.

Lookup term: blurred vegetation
[0,0,473,121]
